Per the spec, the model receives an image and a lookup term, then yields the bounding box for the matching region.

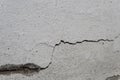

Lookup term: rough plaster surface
[0,0,120,80]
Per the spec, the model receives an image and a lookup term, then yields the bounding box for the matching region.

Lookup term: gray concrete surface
[0,0,120,80]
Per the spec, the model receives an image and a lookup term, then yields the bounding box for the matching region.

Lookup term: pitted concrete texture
[0,0,120,80]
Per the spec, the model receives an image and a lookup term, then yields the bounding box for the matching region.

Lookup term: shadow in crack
[105,75,120,80]
[0,63,41,76]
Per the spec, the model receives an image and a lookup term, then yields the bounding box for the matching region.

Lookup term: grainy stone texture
[0,0,120,80]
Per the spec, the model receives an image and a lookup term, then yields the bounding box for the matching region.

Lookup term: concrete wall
[0,0,120,80]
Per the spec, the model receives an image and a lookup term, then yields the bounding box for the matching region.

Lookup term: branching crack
[49,39,114,72]
[0,39,114,75]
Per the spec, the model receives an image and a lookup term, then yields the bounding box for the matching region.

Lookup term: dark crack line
[49,39,114,70]
[0,39,114,75]
[105,75,120,80]
[40,62,52,70]
[0,62,52,75]
[0,63,41,75]
[55,39,114,46]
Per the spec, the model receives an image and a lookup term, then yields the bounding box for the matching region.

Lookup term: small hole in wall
[7,48,10,50]
[36,50,38,53]
[110,1,112,3]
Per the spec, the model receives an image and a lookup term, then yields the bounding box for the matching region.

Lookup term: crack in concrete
[0,63,40,75]
[0,39,115,75]
[49,39,114,71]
[0,62,52,76]
[55,39,113,46]
[105,75,120,80]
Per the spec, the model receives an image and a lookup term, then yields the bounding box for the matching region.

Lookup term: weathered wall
[0,0,120,80]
